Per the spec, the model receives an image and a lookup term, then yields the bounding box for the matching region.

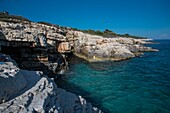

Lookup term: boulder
[0,56,27,103]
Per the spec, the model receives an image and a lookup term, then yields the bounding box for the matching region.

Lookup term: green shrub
[0,12,31,23]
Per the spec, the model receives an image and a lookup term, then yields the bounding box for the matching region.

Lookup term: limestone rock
[0,70,102,113]
[0,19,158,63]
[0,56,102,113]
[58,42,71,53]
[74,31,158,61]
[0,55,27,103]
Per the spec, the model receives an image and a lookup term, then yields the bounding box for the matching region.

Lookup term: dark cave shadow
[0,31,66,77]
[2,29,109,112]
[0,31,67,101]
[0,32,50,101]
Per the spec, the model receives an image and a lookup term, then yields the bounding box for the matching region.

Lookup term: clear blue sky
[0,0,170,39]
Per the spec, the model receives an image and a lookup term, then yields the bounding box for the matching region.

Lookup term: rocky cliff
[74,31,158,61]
[0,20,77,75]
[0,19,158,66]
[0,54,102,113]
[0,13,159,113]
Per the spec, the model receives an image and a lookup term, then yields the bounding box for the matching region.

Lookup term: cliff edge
[74,31,158,62]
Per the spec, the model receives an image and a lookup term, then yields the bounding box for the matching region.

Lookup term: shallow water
[56,40,170,113]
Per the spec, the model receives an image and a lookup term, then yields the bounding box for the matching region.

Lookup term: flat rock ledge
[0,55,102,113]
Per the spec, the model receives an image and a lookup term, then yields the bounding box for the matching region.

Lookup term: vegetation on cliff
[0,11,30,23]
[72,28,147,39]
[0,11,146,39]
[37,21,59,28]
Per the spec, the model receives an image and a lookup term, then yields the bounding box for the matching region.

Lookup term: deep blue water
[56,40,170,113]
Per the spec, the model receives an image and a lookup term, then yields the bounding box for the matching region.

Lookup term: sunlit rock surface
[74,31,158,61]
[0,55,102,113]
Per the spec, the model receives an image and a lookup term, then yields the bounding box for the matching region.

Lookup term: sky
[0,0,170,39]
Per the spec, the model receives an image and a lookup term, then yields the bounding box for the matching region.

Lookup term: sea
[56,39,170,113]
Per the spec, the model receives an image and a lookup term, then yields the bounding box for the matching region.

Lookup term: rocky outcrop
[0,21,76,74]
[0,14,159,113]
[0,55,27,103]
[0,19,158,68]
[74,31,158,61]
[0,55,102,113]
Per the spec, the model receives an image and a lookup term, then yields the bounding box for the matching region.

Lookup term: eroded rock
[0,55,27,103]
[74,31,158,61]
[0,55,102,113]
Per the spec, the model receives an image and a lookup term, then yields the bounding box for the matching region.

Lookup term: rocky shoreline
[0,13,158,113]
[74,31,158,62]
[0,54,102,113]
[0,19,158,72]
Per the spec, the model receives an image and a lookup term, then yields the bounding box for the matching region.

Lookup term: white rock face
[74,31,158,61]
[0,20,158,63]
[0,71,102,113]
[0,55,102,113]
[0,55,27,103]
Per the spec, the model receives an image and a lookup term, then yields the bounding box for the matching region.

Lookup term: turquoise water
[56,40,170,113]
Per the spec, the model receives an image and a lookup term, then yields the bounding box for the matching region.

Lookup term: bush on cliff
[0,12,31,23]
[73,28,147,39]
